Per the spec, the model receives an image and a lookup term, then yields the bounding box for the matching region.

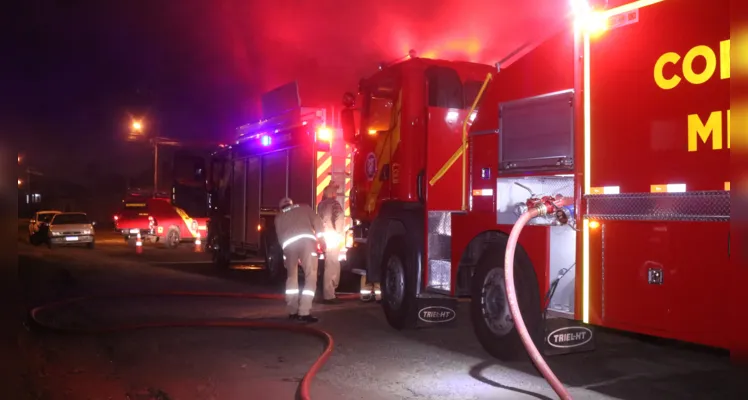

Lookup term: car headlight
[50,231,61,236]
[82,229,92,235]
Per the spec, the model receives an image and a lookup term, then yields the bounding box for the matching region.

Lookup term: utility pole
[128,119,182,197]
[153,139,159,195]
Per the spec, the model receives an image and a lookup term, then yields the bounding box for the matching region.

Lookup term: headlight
[82,229,92,235]
[50,231,61,236]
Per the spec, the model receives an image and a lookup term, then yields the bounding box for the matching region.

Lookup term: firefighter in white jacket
[275,197,325,323]
[316,184,345,304]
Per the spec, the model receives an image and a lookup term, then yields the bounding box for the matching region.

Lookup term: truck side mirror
[341,108,357,143]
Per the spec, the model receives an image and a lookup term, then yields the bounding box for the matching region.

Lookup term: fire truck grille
[585,191,729,222]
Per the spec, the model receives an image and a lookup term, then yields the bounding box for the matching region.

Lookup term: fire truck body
[212,82,353,280]
[344,0,734,358]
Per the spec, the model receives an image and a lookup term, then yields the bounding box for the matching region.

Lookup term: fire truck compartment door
[601,222,672,333]
[244,157,261,247]
[261,151,288,208]
[497,89,574,174]
[289,145,314,207]
[425,107,471,211]
[230,158,247,245]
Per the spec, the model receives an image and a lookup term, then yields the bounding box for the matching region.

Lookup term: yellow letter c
[654,52,681,90]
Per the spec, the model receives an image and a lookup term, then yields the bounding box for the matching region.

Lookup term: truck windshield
[367,97,394,133]
[52,214,89,225]
[426,66,483,110]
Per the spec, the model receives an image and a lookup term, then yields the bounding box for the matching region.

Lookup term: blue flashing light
[261,135,271,146]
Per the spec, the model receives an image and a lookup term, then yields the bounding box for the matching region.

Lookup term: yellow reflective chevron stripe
[316,151,333,205]
[365,90,402,212]
[174,207,198,237]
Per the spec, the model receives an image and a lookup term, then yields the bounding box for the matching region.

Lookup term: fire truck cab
[342,0,735,360]
[210,82,353,282]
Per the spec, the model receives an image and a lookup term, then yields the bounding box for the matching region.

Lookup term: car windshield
[37,213,57,223]
[52,213,89,225]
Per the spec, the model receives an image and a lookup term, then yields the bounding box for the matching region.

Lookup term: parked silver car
[47,212,95,249]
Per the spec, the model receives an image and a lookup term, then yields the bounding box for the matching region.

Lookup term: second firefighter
[317,184,345,304]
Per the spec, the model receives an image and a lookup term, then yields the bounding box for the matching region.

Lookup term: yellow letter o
[682,45,716,85]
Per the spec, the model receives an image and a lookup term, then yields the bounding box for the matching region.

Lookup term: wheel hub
[481,268,514,336]
[385,256,405,310]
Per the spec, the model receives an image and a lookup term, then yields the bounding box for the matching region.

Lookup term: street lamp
[128,117,177,196]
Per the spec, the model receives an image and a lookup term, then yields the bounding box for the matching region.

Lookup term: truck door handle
[417,170,425,203]
[728,230,730,258]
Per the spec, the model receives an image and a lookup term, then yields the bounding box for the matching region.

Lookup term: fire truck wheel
[470,246,542,361]
[264,241,285,283]
[213,247,230,269]
[165,226,180,249]
[381,236,418,330]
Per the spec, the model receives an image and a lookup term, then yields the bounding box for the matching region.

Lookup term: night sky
[8,0,567,184]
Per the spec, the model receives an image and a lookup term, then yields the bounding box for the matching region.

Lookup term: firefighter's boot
[374,282,382,302]
[360,275,374,302]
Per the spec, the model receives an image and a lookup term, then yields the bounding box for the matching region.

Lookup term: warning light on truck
[317,127,332,142]
[261,135,271,146]
[571,0,608,35]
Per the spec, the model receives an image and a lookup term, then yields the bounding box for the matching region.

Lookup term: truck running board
[414,296,458,328]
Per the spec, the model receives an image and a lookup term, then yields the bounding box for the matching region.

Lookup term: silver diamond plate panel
[427,211,453,291]
[428,211,453,237]
[427,211,453,261]
[585,191,730,222]
[427,259,451,291]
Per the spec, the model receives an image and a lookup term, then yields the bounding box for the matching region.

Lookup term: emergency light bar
[236,107,325,145]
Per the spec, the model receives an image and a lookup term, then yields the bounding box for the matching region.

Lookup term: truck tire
[470,245,542,361]
[165,226,180,249]
[380,236,418,330]
[214,248,230,269]
[264,240,285,283]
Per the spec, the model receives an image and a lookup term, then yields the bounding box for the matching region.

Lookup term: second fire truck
[210,82,354,282]
[341,0,735,360]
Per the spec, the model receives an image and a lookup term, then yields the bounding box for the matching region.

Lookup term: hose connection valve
[525,194,573,225]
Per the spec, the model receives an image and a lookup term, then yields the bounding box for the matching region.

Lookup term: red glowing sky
[11,0,572,180]
[215,0,570,114]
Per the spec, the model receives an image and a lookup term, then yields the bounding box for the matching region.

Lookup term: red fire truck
[340,0,734,360]
[210,82,354,282]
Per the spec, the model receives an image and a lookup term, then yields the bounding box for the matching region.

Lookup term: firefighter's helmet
[322,183,338,199]
[279,197,293,209]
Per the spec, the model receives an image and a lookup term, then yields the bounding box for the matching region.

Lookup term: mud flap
[542,317,596,356]
[414,296,458,328]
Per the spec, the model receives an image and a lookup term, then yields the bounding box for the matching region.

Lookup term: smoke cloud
[215,0,569,117]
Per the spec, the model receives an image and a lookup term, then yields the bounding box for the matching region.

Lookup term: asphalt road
[14,229,748,399]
